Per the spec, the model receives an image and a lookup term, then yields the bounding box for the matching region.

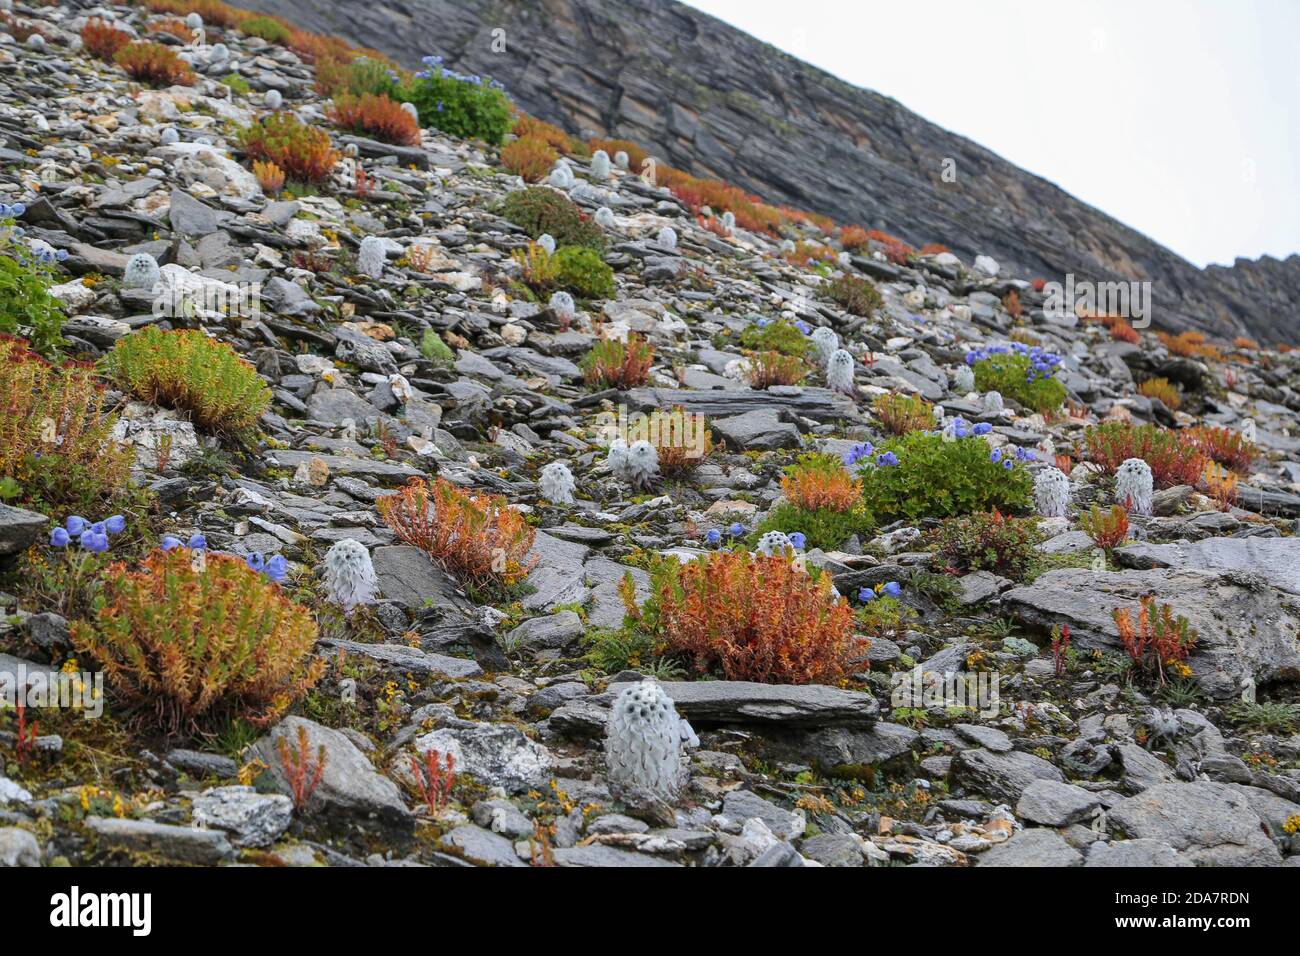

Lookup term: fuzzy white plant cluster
[613,150,630,170]
[357,236,387,279]
[548,291,575,323]
[122,253,160,291]
[810,327,839,368]
[755,530,794,557]
[160,126,179,146]
[954,365,975,394]
[264,89,282,110]
[549,162,574,189]
[1034,467,1071,518]
[539,461,576,505]
[607,438,659,489]
[981,390,1004,415]
[827,348,856,395]
[657,226,677,252]
[589,149,611,180]
[536,233,556,255]
[322,539,378,613]
[594,206,616,229]
[720,210,735,233]
[604,680,696,803]
[1115,457,1154,516]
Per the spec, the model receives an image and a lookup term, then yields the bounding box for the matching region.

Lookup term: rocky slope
[244,0,1300,346]
[1,0,1300,870]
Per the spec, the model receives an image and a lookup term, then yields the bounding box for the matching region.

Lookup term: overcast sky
[685,0,1299,269]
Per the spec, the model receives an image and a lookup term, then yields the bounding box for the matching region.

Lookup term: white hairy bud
[954,365,975,394]
[755,530,793,557]
[625,440,659,489]
[122,253,160,291]
[388,373,413,405]
[1115,457,1154,516]
[981,390,1004,415]
[1240,417,1256,443]
[810,327,839,367]
[589,149,611,181]
[548,290,575,323]
[548,162,574,189]
[720,210,735,233]
[357,236,387,279]
[827,348,856,395]
[613,150,629,170]
[160,126,180,146]
[605,680,695,803]
[1034,466,1071,518]
[536,233,556,255]
[657,226,677,251]
[264,89,282,110]
[594,206,615,229]
[539,461,576,505]
[606,438,629,478]
[322,539,378,613]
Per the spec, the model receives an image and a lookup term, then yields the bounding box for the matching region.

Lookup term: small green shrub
[394,58,512,145]
[499,187,604,250]
[855,431,1033,522]
[928,509,1045,580]
[420,329,455,364]
[826,274,883,316]
[970,347,1066,413]
[738,317,811,357]
[754,503,871,552]
[103,327,271,437]
[553,246,615,299]
[240,15,291,44]
[580,335,652,389]
[0,212,67,355]
[221,73,251,95]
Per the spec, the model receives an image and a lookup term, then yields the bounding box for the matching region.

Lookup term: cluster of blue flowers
[0,202,26,219]
[48,514,126,553]
[703,526,807,550]
[1,202,67,263]
[988,445,1037,470]
[964,342,1063,383]
[415,55,506,92]
[859,581,902,603]
[159,534,288,584]
[942,416,991,440]
[842,441,899,469]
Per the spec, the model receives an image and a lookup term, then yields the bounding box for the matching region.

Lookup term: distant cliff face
[247,0,1299,344]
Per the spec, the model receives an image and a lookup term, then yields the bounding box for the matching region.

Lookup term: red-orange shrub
[781,453,861,512]
[745,350,807,389]
[1113,596,1196,685]
[839,226,870,251]
[328,92,420,146]
[376,478,537,588]
[1079,503,1129,550]
[500,135,558,183]
[514,114,572,153]
[238,112,340,185]
[1083,422,1205,488]
[873,391,934,435]
[81,18,133,61]
[1184,424,1258,473]
[630,551,861,684]
[114,41,196,86]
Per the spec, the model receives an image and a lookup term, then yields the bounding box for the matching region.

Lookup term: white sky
[685,0,1300,269]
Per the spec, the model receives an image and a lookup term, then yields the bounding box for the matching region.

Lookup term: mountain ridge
[244,0,1299,344]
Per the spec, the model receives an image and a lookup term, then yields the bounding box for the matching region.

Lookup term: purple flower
[972,422,992,436]
[705,529,721,546]
[80,530,109,553]
[858,587,876,603]
[66,515,88,536]
[882,581,902,598]
[876,451,899,467]
[794,320,811,334]
[843,442,875,466]
[245,552,266,573]
[105,514,126,535]
[188,533,207,551]
[990,448,1003,464]
[49,527,70,547]
[1003,459,1015,470]
[728,522,745,537]
[160,535,182,551]
[788,532,807,550]
[90,521,106,536]
[264,554,288,584]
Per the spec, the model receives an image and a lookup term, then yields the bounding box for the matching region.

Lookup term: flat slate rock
[602,680,878,726]
[1115,536,1300,596]
[623,386,856,423]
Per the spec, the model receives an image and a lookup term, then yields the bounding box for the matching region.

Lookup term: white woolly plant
[537,233,556,255]
[827,348,856,395]
[720,210,735,233]
[656,226,677,252]
[605,680,696,803]
[613,150,629,170]
[357,236,387,279]
[400,101,419,123]
[1115,457,1154,516]
[185,12,203,29]
[548,291,575,324]
[594,206,616,229]
[122,253,160,291]
[264,89,283,110]
[755,530,793,557]
[810,327,838,368]
[160,127,179,146]
[954,364,975,394]
[322,539,378,613]
[539,461,576,505]
[981,390,1004,415]
[607,438,658,489]
[548,162,574,189]
[209,43,229,63]
[1034,467,1071,518]
[589,149,611,181]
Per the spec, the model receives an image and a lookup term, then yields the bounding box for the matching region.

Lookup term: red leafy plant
[1113,596,1197,685]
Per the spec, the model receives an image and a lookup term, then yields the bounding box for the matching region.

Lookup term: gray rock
[760,721,918,770]
[251,716,412,830]
[1108,782,1282,866]
[603,679,878,726]
[720,790,802,840]
[1003,568,1300,699]
[976,827,1082,867]
[0,503,47,557]
[952,748,1065,803]
[191,786,293,848]
[1085,839,1193,867]
[955,724,1012,753]
[505,610,583,650]
[0,828,41,867]
[1016,779,1102,826]
[1115,536,1300,596]
[167,188,223,237]
[549,844,682,867]
[799,833,865,867]
[86,817,234,864]
[370,545,471,613]
[441,824,527,867]
[712,408,802,451]
[955,570,1010,605]
[471,798,535,838]
[318,636,481,679]
[415,720,553,794]
[748,841,805,866]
